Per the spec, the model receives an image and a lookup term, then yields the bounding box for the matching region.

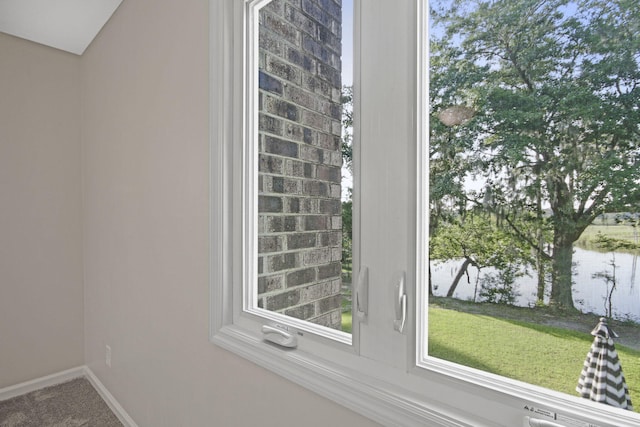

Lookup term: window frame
[209,1,640,426]
[242,0,353,347]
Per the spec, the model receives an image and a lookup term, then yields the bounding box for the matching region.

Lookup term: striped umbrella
[576,317,633,410]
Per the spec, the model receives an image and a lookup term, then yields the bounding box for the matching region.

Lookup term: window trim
[209,1,474,425]
[209,1,640,426]
[240,0,353,347]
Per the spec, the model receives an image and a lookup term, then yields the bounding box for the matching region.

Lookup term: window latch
[262,324,297,348]
[394,272,407,333]
[355,266,369,321]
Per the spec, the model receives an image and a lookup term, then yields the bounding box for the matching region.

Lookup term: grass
[341,311,352,333]
[428,306,640,411]
[338,217,640,400]
[341,271,353,333]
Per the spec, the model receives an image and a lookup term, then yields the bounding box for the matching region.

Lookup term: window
[425,1,640,414]
[253,0,349,337]
[210,1,640,426]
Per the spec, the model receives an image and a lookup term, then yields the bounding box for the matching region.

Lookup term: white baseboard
[0,366,138,427]
[0,366,85,401]
[83,367,139,427]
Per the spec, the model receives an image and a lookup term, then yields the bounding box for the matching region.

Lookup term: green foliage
[341,85,353,273]
[431,0,640,308]
[341,85,353,172]
[341,200,352,272]
[478,265,522,305]
[341,85,354,330]
[431,214,533,270]
[431,213,534,300]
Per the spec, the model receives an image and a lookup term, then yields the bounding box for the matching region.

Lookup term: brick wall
[257,0,343,329]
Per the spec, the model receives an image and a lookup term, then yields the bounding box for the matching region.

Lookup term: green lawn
[341,311,352,333]
[341,271,352,333]
[429,306,640,411]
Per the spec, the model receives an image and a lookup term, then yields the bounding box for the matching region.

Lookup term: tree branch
[504,214,552,261]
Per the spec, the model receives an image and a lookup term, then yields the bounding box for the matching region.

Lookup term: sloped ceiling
[0,0,123,55]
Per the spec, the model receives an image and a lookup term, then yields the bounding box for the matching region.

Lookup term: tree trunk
[447,257,473,297]
[536,228,546,304]
[547,174,579,309]
[536,257,546,304]
[535,175,545,304]
[549,232,575,309]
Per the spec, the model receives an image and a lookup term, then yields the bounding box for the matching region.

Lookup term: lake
[431,247,640,322]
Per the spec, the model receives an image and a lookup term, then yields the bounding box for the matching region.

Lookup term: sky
[342,0,354,86]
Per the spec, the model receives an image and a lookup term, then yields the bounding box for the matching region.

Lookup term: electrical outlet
[105,345,112,368]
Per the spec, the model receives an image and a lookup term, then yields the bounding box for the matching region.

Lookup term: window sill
[213,323,640,427]
[212,324,483,427]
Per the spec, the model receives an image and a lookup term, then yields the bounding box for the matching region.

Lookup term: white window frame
[241,0,353,347]
[209,1,640,426]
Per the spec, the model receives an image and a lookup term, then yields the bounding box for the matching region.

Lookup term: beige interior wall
[80,0,378,425]
[0,34,84,388]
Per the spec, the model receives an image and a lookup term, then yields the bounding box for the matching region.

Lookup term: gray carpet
[0,378,123,427]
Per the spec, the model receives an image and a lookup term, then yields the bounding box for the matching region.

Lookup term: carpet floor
[0,378,123,427]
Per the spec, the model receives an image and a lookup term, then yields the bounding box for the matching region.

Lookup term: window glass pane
[255,0,353,333]
[427,0,640,414]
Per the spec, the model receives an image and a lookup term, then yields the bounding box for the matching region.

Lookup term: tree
[432,0,640,309]
[430,214,532,299]
[342,198,353,272]
[478,264,523,305]
[428,38,485,228]
[341,86,354,280]
[428,37,491,295]
[341,85,353,173]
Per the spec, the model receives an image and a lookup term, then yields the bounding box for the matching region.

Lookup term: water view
[432,248,640,322]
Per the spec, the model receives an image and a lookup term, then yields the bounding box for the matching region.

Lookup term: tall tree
[433,0,640,309]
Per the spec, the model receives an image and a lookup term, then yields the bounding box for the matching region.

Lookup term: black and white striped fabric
[576,317,633,410]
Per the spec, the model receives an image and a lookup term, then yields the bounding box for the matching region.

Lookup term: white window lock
[262,324,298,348]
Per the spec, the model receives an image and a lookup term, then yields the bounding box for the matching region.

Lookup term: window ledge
[212,325,481,427]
